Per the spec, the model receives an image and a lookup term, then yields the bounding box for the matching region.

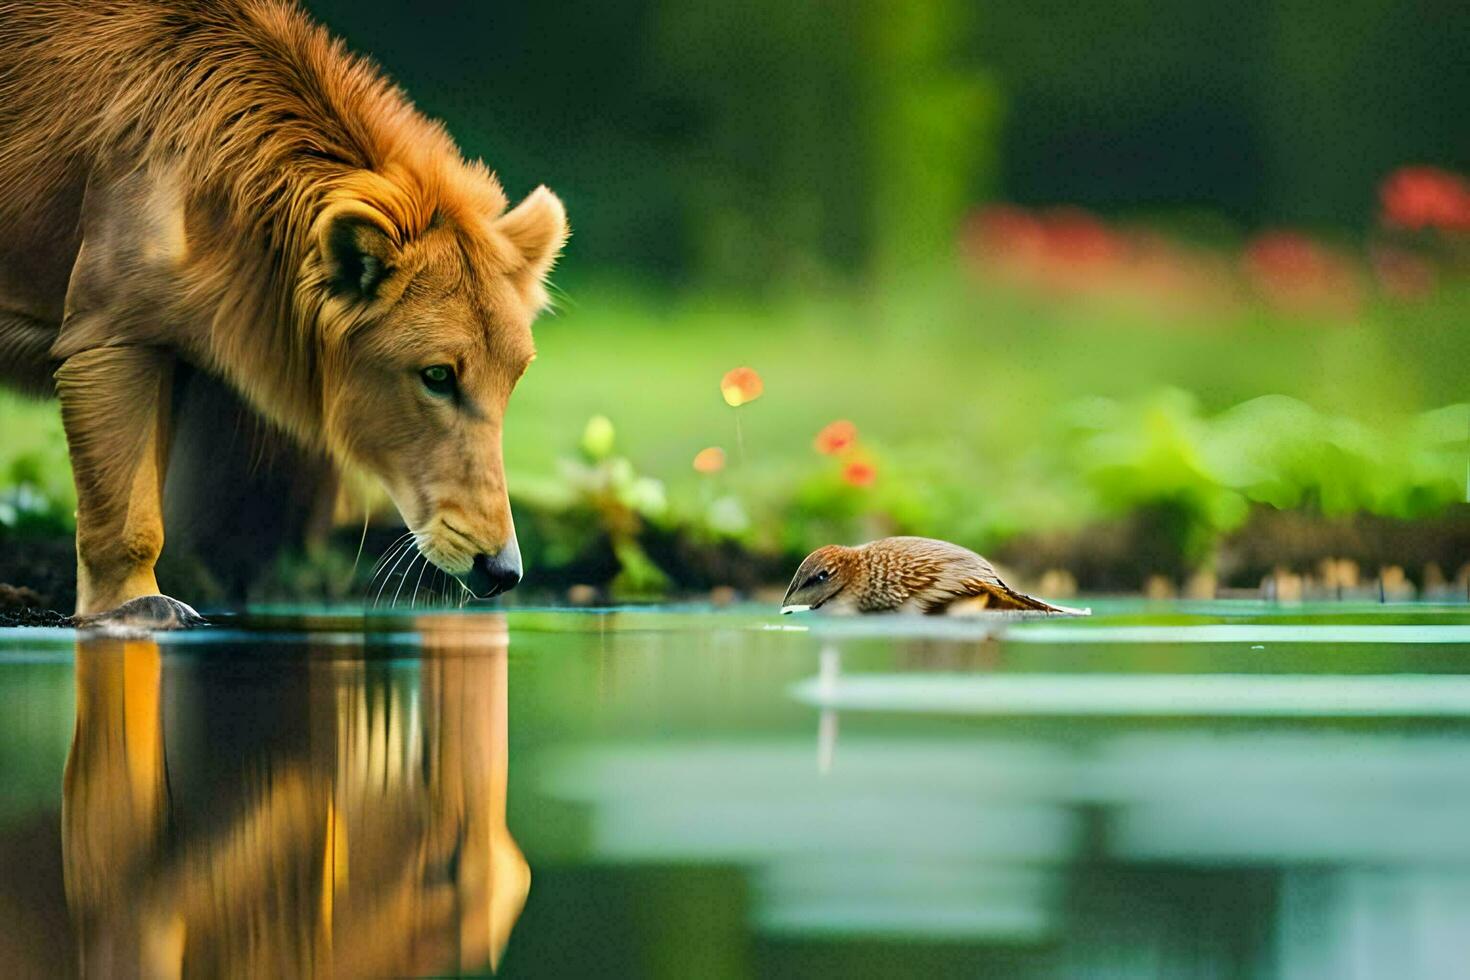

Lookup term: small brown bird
[780,536,1088,616]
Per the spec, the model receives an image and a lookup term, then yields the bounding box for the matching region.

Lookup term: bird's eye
[420,364,456,396]
[816,570,830,582]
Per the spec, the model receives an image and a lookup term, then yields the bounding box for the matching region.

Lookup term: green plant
[513,416,672,595]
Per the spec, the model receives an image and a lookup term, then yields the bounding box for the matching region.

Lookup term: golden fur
[0,0,567,615]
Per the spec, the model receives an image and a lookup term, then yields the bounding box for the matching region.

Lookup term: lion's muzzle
[463,537,522,599]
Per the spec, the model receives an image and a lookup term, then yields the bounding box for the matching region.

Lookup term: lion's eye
[420,364,456,396]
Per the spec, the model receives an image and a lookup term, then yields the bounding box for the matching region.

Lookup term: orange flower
[841,459,876,487]
[720,367,763,407]
[814,420,858,455]
[1379,166,1470,233]
[692,447,726,473]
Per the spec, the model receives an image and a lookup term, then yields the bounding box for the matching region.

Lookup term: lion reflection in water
[62,617,526,977]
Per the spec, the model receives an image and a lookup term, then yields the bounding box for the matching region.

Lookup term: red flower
[962,205,1045,261]
[1040,207,1125,269]
[1242,230,1360,314]
[814,420,858,455]
[841,460,876,488]
[1379,166,1470,233]
[960,204,1126,289]
[692,447,726,473]
[1244,231,1325,282]
[720,367,764,407]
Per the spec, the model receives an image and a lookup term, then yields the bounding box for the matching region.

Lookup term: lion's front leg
[54,344,202,627]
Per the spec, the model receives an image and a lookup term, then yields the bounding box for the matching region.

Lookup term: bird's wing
[927,543,1087,615]
[868,538,1089,615]
[918,564,1090,614]
[939,578,1080,614]
[875,537,1003,584]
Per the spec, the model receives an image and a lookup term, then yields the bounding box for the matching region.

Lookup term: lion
[0,0,567,625]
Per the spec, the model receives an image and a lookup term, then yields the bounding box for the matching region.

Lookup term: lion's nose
[464,540,522,598]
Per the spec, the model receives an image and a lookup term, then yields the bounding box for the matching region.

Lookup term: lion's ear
[317,202,399,300]
[496,186,568,282]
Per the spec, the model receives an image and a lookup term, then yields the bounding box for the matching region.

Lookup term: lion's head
[304,173,567,598]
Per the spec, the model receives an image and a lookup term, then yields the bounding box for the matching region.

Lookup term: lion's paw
[80,594,207,632]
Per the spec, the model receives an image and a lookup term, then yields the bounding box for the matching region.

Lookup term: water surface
[2,601,1468,977]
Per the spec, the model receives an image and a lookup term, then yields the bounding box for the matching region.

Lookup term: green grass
[514,272,1469,470]
[0,388,73,531]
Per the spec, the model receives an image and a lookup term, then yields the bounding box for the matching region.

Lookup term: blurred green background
[308,0,1465,286]
[2,0,1468,600]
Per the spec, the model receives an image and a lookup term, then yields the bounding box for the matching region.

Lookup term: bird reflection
[61,615,526,977]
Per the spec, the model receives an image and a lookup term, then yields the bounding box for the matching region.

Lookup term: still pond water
[2,601,1470,978]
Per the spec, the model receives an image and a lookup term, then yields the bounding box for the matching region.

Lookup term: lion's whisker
[367,540,408,602]
[348,499,374,582]
[372,537,419,608]
[393,551,430,609]
[368,529,412,569]
[409,555,432,610]
[390,553,419,608]
[365,536,413,599]
[365,531,413,585]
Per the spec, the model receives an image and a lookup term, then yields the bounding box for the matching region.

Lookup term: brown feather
[797,536,1087,616]
[941,578,1075,614]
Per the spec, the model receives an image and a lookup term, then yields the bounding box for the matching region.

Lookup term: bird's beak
[780,604,811,615]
